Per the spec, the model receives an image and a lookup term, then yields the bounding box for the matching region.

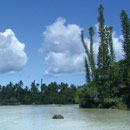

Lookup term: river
[0,105,130,130]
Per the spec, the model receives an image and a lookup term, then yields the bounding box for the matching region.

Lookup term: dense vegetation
[0,80,77,105]
[76,5,130,109]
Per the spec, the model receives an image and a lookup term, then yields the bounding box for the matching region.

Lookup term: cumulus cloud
[41,18,124,76]
[40,18,85,75]
[0,29,27,73]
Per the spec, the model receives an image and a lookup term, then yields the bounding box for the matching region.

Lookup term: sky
[0,0,129,87]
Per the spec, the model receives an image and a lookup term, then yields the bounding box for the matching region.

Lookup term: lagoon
[0,105,130,130]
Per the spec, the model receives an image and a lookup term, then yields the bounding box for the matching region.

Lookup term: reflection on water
[0,105,130,130]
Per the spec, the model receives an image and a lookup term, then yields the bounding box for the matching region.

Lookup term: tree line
[0,80,77,105]
[76,5,130,109]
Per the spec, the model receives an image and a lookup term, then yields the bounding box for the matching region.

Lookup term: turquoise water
[0,105,130,130]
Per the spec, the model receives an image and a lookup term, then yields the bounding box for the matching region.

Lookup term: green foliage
[77,58,130,109]
[0,81,77,105]
[120,11,130,108]
[81,30,90,61]
[97,5,111,82]
[108,27,115,63]
[76,84,98,108]
[84,57,91,83]
[121,10,130,65]
[81,27,96,81]
[77,5,130,109]
[89,27,96,78]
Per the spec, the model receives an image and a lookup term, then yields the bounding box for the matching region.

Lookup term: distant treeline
[0,80,77,105]
[76,5,130,109]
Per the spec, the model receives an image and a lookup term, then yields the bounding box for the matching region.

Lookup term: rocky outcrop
[52,114,64,119]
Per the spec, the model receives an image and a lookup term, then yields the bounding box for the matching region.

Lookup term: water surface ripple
[0,105,130,130]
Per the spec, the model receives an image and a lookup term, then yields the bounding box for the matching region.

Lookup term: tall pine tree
[81,30,91,62]
[121,10,130,66]
[89,27,96,78]
[109,27,115,64]
[97,5,111,81]
[81,29,96,82]
[121,10,130,108]
[84,57,91,83]
[105,26,115,64]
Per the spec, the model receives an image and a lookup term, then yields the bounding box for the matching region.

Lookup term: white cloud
[0,29,27,73]
[41,18,124,76]
[41,18,85,75]
[113,33,124,60]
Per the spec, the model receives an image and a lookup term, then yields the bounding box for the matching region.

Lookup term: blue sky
[0,0,129,87]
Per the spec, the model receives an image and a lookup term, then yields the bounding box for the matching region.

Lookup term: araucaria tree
[121,10,130,66]
[84,57,91,83]
[89,27,96,78]
[81,27,96,82]
[108,27,115,64]
[97,5,115,83]
[121,10,130,107]
[81,5,115,84]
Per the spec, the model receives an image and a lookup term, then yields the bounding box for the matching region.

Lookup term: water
[0,105,130,130]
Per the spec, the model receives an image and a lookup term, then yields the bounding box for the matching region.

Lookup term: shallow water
[0,105,130,130]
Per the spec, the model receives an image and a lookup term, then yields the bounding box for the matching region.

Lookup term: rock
[52,114,64,119]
